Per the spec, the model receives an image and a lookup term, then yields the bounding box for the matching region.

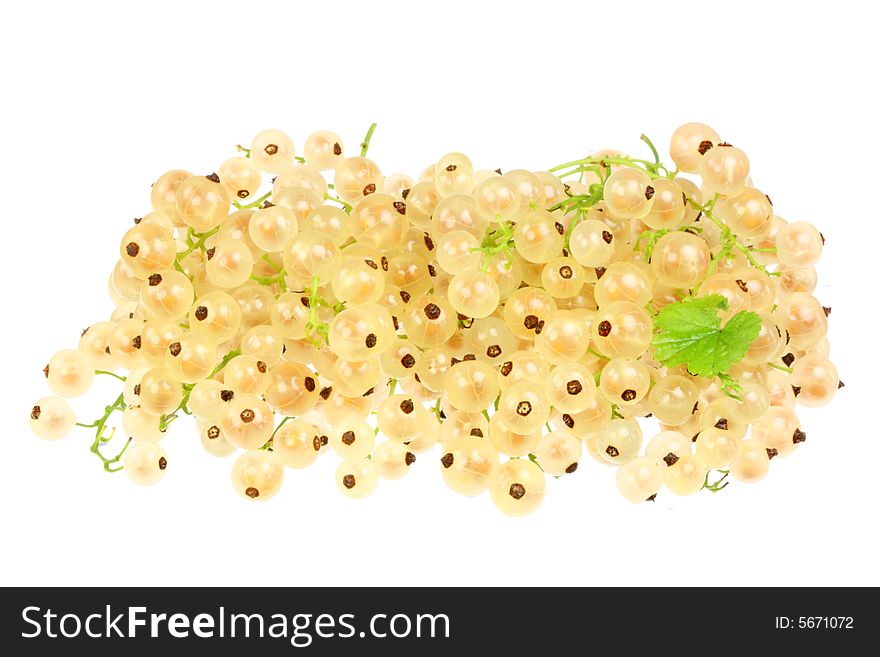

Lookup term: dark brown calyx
[567,380,582,395]
[206,172,220,183]
[133,384,141,396]
[427,264,436,277]
[838,380,845,389]
[621,389,637,402]
[125,242,140,257]
[486,345,502,358]
[562,414,574,429]
[401,354,416,369]
[714,418,729,430]
[312,435,323,451]
[168,342,182,357]
[245,486,260,498]
[823,306,831,317]
[781,353,795,366]
[405,452,416,466]
[791,385,801,396]
[523,314,539,329]
[220,389,234,402]
[320,435,329,446]
[735,279,748,292]
[30,405,41,420]
[256,360,267,374]
[303,376,315,392]
[240,409,255,423]
[133,217,142,224]
[237,190,249,199]
[341,430,356,445]
[597,320,612,337]
[333,142,342,155]
[364,258,378,270]
[698,140,714,155]
[342,474,356,489]
[646,494,657,502]
[131,335,142,350]
[148,273,163,286]
[400,399,415,414]
[399,290,411,303]
[645,185,655,200]
[206,247,216,260]
[766,448,778,460]
[158,457,168,470]
[663,452,679,467]
[441,453,454,468]
[207,426,220,439]
[424,303,441,320]
[554,221,565,235]
[792,429,806,444]
[424,233,435,250]
[595,266,606,279]
[319,386,332,400]
[602,230,613,244]
[401,188,410,199]
[469,428,483,437]
[717,142,733,147]
[362,387,374,397]
[194,305,208,321]
[365,333,378,349]
[445,164,457,172]
[605,445,620,458]
[393,201,406,215]
[559,265,573,279]
[509,483,526,499]
[516,401,532,416]
[262,142,280,155]
[565,462,578,474]
[500,361,513,377]
[363,183,377,195]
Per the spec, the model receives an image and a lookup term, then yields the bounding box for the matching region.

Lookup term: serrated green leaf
[652,295,762,377]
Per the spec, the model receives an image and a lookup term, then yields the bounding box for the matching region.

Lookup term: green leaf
[652,295,762,377]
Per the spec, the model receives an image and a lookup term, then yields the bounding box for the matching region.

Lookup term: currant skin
[489,459,546,516]
[30,396,75,440]
[232,450,285,500]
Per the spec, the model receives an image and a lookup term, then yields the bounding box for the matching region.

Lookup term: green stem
[160,349,241,430]
[768,362,794,374]
[232,191,272,210]
[175,226,220,264]
[95,369,126,382]
[360,122,378,157]
[702,469,730,493]
[77,392,130,472]
[272,416,293,438]
[388,378,397,396]
[586,347,608,360]
[324,193,353,212]
[640,133,660,165]
[236,145,251,157]
[262,253,283,272]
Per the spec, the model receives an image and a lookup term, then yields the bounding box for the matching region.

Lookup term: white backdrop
[2,0,877,587]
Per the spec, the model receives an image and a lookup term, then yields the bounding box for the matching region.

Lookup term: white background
[1,0,877,587]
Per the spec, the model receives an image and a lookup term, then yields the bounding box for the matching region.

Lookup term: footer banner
[1,587,873,653]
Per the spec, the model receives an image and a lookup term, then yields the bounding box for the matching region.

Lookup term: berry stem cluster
[75,391,131,472]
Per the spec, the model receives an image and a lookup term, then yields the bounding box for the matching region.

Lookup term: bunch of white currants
[29,123,839,515]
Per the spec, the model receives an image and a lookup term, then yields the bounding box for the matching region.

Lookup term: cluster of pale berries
[29,122,839,515]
